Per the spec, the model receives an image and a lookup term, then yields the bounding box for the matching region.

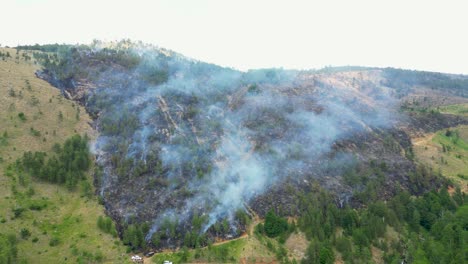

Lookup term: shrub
[264,210,289,238]
[18,112,26,121]
[49,237,60,246]
[12,207,25,218]
[20,228,31,240]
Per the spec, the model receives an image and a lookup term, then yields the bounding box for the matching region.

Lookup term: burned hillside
[27,42,468,250]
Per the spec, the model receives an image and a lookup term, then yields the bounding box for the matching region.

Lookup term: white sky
[2,0,468,74]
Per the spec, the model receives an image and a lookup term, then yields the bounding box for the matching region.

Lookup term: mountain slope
[24,42,468,251]
[3,42,467,264]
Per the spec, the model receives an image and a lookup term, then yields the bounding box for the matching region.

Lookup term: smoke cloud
[82,44,397,241]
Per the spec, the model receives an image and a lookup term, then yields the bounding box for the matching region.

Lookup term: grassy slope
[413,99,468,192]
[0,48,129,264]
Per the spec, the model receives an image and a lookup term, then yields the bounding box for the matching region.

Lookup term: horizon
[5,41,466,76]
[2,0,468,74]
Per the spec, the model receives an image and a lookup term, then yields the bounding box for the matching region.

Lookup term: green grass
[1,178,130,263]
[434,130,468,151]
[431,128,468,180]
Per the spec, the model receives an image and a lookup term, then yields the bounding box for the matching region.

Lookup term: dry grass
[284,232,308,262]
[239,235,277,264]
[370,246,383,264]
[0,48,95,162]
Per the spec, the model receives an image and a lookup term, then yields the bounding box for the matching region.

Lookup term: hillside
[0,48,129,264]
[1,42,467,264]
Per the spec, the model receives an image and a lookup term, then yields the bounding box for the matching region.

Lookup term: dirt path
[211,233,249,247]
[212,204,262,247]
[143,208,264,263]
[412,133,435,146]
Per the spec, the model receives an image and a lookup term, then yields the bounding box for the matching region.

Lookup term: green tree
[20,228,31,240]
[264,209,288,237]
[97,216,105,231]
[319,245,334,264]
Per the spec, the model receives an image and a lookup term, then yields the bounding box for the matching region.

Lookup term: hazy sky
[2,0,468,73]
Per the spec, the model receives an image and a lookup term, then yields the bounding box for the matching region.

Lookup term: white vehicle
[131,255,143,263]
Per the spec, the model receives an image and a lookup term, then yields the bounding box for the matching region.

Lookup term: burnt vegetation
[16,42,468,262]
